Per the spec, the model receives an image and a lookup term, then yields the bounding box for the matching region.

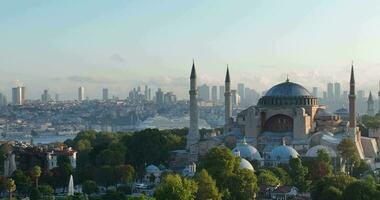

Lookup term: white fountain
[68,175,74,196]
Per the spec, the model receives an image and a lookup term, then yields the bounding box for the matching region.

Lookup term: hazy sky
[1,0,380,100]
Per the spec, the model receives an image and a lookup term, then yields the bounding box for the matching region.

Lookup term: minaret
[187,60,200,150]
[224,66,232,132]
[349,64,356,128]
[367,91,375,116]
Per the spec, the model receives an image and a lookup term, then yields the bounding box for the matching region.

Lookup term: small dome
[146,164,160,174]
[306,145,337,157]
[232,139,262,161]
[239,158,255,171]
[265,81,312,97]
[270,145,299,163]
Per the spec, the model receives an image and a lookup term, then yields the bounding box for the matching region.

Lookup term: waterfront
[0,134,76,144]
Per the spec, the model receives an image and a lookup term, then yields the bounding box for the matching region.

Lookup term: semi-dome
[270,145,299,163]
[306,145,337,157]
[265,81,311,97]
[232,139,262,161]
[258,80,317,107]
[239,158,255,171]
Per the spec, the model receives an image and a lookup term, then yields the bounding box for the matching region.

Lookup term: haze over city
[1,0,380,99]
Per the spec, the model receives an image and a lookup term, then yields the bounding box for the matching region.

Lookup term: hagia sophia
[174,61,379,172]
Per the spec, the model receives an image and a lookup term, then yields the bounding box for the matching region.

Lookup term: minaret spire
[225,65,230,83]
[368,91,375,116]
[190,59,196,79]
[187,60,200,153]
[349,62,356,128]
[224,65,232,133]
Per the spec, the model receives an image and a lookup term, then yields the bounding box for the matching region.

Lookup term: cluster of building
[172,61,380,178]
[197,82,260,108]
[3,141,77,177]
[314,81,380,115]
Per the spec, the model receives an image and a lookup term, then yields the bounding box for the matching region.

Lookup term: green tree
[225,169,258,200]
[95,165,115,187]
[309,149,333,182]
[32,165,42,188]
[337,139,360,174]
[122,129,184,175]
[269,167,291,185]
[289,158,310,192]
[311,174,356,200]
[11,169,32,195]
[39,184,54,198]
[257,170,281,186]
[320,186,342,200]
[199,147,239,188]
[352,160,371,178]
[114,164,135,184]
[342,180,380,200]
[154,174,198,200]
[195,169,222,200]
[6,178,16,200]
[83,180,99,195]
[102,190,127,200]
[30,187,42,200]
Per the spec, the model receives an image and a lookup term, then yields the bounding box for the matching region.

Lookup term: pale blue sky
[1,0,380,99]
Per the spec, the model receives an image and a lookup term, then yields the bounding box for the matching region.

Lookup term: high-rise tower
[187,61,200,150]
[224,66,232,132]
[367,91,375,116]
[78,87,85,101]
[349,64,356,128]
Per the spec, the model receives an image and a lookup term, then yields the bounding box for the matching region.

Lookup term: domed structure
[306,145,337,158]
[266,81,311,97]
[258,80,317,106]
[239,158,255,171]
[232,138,262,161]
[146,164,160,174]
[270,144,299,164]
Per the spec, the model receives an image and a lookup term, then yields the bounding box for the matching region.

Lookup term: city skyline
[2,1,380,99]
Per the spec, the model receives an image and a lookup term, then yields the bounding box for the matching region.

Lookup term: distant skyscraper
[78,87,85,101]
[327,83,334,102]
[102,88,109,101]
[164,92,177,104]
[155,88,164,105]
[219,86,225,102]
[237,83,245,101]
[55,94,59,102]
[334,82,341,101]
[144,85,148,100]
[148,88,151,101]
[0,93,7,107]
[12,87,23,105]
[198,84,210,101]
[323,91,327,100]
[312,87,318,97]
[21,86,26,104]
[357,90,365,100]
[211,86,218,102]
[41,89,51,103]
[231,90,240,106]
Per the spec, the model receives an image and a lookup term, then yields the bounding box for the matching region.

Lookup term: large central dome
[258,80,317,107]
[265,81,311,97]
